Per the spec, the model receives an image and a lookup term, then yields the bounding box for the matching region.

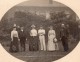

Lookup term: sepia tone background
[0,0,80,62]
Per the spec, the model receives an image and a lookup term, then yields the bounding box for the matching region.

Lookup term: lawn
[2,41,79,62]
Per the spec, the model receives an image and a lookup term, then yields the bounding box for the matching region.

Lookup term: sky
[17,0,67,7]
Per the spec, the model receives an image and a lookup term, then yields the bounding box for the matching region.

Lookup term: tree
[14,11,27,18]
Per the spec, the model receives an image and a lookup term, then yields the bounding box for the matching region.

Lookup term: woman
[9,27,19,52]
[47,26,59,51]
[29,24,39,51]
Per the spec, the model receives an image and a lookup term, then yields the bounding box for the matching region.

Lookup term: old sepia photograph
[0,0,80,62]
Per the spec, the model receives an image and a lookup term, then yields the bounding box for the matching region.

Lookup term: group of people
[9,23,69,53]
[29,25,59,51]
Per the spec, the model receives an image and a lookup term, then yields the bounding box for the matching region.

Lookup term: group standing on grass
[9,23,69,52]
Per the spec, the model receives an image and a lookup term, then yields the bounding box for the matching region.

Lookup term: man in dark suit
[60,24,69,52]
[19,27,26,52]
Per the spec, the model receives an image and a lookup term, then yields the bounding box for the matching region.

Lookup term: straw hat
[31,24,36,28]
[61,23,65,26]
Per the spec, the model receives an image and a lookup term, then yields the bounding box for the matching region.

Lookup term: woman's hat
[31,24,36,28]
[13,24,17,28]
[61,23,65,26]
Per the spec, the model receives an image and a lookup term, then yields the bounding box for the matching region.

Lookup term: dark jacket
[19,30,26,40]
[60,27,69,38]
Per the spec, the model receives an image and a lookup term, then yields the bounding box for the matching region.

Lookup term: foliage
[0,11,79,41]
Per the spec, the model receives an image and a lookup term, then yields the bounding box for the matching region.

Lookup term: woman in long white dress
[47,26,59,51]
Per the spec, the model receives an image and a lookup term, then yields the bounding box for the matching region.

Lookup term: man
[60,24,69,52]
[19,27,26,52]
[29,25,39,51]
[38,26,46,51]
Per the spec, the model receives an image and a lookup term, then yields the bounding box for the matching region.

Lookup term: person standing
[60,24,69,52]
[19,27,27,52]
[47,26,59,51]
[29,25,39,51]
[10,27,19,52]
[38,26,46,51]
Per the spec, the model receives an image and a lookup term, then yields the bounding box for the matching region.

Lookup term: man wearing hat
[29,24,39,51]
[60,23,69,52]
[38,26,46,51]
[19,26,27,52]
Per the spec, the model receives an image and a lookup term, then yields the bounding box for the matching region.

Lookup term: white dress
[47,30,57,51]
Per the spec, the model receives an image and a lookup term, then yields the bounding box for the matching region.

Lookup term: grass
[1,41,79,62]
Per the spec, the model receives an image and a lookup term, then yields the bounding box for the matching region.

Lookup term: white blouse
[48,30,56,36]
[30,29,37,36]
[11,30,18,40]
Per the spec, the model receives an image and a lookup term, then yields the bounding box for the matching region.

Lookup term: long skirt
[47,35,59,51]
[29,36,39,51]
[9,37,19,52]
[47,35,56,51]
